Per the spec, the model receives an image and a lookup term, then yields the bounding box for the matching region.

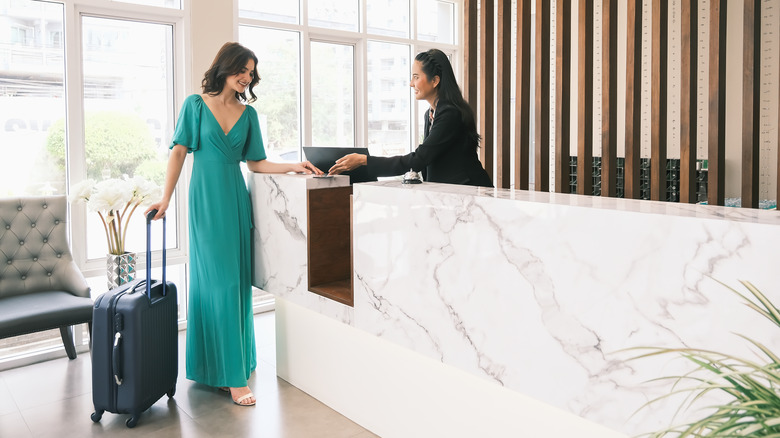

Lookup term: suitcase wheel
[90,410,103,423]
[126,416,139,428]
[167,386,176,398]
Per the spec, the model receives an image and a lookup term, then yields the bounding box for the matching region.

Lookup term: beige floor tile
[0,311,378,438]
[0,411,33,437]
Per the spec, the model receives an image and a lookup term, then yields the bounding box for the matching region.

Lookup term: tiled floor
[0,311,378,438]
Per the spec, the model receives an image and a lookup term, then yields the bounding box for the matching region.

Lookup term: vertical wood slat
[651,0,668,201]
[554,0,572,193]
[479,0,495,182]
[463,0,478,115]
[535,0,551,191]
[625,0,642,199]
[577,0,594,195]
[515,0,532,190]
[742,0,760,208]
[496,0,512,189]
[601,0,618,197]
[708,0,726,206]
[680,0,698,203]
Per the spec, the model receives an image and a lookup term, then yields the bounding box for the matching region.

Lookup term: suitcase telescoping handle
[144,209,167,299]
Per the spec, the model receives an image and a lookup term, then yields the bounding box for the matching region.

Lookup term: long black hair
[201,42,260,103]
[414,48,480,145]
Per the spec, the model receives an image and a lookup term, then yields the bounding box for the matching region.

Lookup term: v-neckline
[201,96,247,136]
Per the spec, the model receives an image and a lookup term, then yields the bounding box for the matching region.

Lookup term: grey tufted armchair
[0,196,93,360]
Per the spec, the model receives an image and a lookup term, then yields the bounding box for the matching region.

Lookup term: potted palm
[628,280,780,437]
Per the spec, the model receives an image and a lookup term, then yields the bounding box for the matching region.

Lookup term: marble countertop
[356,180,779,224]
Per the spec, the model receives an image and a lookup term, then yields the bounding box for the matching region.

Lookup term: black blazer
[366,101,493,187]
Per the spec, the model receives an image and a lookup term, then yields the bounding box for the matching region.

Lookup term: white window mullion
[301,0,313,148]
[65,3,88,268]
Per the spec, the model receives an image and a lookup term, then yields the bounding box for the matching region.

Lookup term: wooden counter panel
[307,186,353,306]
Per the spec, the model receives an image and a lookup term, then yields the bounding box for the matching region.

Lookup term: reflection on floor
[0,311,378,438]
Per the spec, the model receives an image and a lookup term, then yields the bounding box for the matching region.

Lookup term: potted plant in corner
[69,176,161,289]
[627,280,780,437]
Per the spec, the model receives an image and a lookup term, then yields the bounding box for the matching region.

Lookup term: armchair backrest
[0,196,90,299]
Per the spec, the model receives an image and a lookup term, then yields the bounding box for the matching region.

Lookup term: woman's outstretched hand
[328,153,367,175]
[291,160,323,175]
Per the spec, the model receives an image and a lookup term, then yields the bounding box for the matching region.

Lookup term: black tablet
[302,146,376,184]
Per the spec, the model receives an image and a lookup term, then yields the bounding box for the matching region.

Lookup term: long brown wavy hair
[201,42,260,103]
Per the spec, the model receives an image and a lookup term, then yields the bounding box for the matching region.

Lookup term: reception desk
[248,173,779,437]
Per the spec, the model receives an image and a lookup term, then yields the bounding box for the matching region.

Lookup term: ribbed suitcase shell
[91,214,177,428]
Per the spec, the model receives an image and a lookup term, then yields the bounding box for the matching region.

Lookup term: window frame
[237,0,463,158]
[0,0,188,370]
[62,1,188,279]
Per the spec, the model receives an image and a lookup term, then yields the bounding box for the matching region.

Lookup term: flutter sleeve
[169,94,202,153]
[243,105,267,162]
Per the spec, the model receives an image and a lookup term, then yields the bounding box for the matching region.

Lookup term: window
[0,1,66,197]
[417,0,455,44]
[239,26,302,161]
[80,16,176,259]
[367,0,409,38]
[311,41,355,146]
[309,0,359,32]
[0,0,185,367]
[239,0,460,159]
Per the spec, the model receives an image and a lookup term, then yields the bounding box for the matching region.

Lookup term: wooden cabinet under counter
[306,185,353,306]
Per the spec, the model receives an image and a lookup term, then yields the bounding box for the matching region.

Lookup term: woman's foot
[229,386,256,406]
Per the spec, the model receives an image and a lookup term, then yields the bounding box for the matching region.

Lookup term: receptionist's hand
[329,153,367,175]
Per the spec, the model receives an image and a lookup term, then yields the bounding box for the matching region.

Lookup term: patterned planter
[106,252,136,290]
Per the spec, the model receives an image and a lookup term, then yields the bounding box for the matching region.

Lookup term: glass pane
[309,0,359,32]
[110,0,181,8]
[367,41,411,156]
[81,17,175,259]
[417,0,454,44]
[366,0,409,38]
[239,0,299,24]
[310,42,354,147]
[0,0,65,197]
[239,26,301,161]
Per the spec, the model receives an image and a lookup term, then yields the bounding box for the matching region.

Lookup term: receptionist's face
[410,60,438,104]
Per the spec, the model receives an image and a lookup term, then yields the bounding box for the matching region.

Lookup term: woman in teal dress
[146,42,321,406]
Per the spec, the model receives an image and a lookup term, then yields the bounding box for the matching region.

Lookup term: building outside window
[0,0,185,367]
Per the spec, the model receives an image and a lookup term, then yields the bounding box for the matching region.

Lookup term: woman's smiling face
[410,60,439,104]
[226,59,255,94]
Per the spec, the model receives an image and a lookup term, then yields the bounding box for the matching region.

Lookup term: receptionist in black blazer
[328,49,493,188]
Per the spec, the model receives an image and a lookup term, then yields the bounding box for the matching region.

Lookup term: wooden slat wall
[708,0,726,206]
[625,0,642,200]
[496,0,512,188]
[577,0,594,195]
[680,0,698,203]
[535,0,551,191]
[602,0,618,197]
[463,0,478,115]
[650,0,668,201]
[742,0,760,208]
[514,0,532,190]
[479,0,494,183]
[554,0,571,193]
[462,0,774,209]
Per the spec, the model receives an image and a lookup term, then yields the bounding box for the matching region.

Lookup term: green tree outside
[45,111,160,182]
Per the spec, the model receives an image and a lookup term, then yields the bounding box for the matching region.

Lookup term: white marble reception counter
[249,174,779,437]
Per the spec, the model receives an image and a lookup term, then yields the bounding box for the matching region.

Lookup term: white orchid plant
[69,176,161,255]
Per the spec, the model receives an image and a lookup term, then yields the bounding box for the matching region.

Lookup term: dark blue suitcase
[90,211,177,428]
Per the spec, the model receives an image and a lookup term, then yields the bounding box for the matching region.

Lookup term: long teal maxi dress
[170,94,265,388]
